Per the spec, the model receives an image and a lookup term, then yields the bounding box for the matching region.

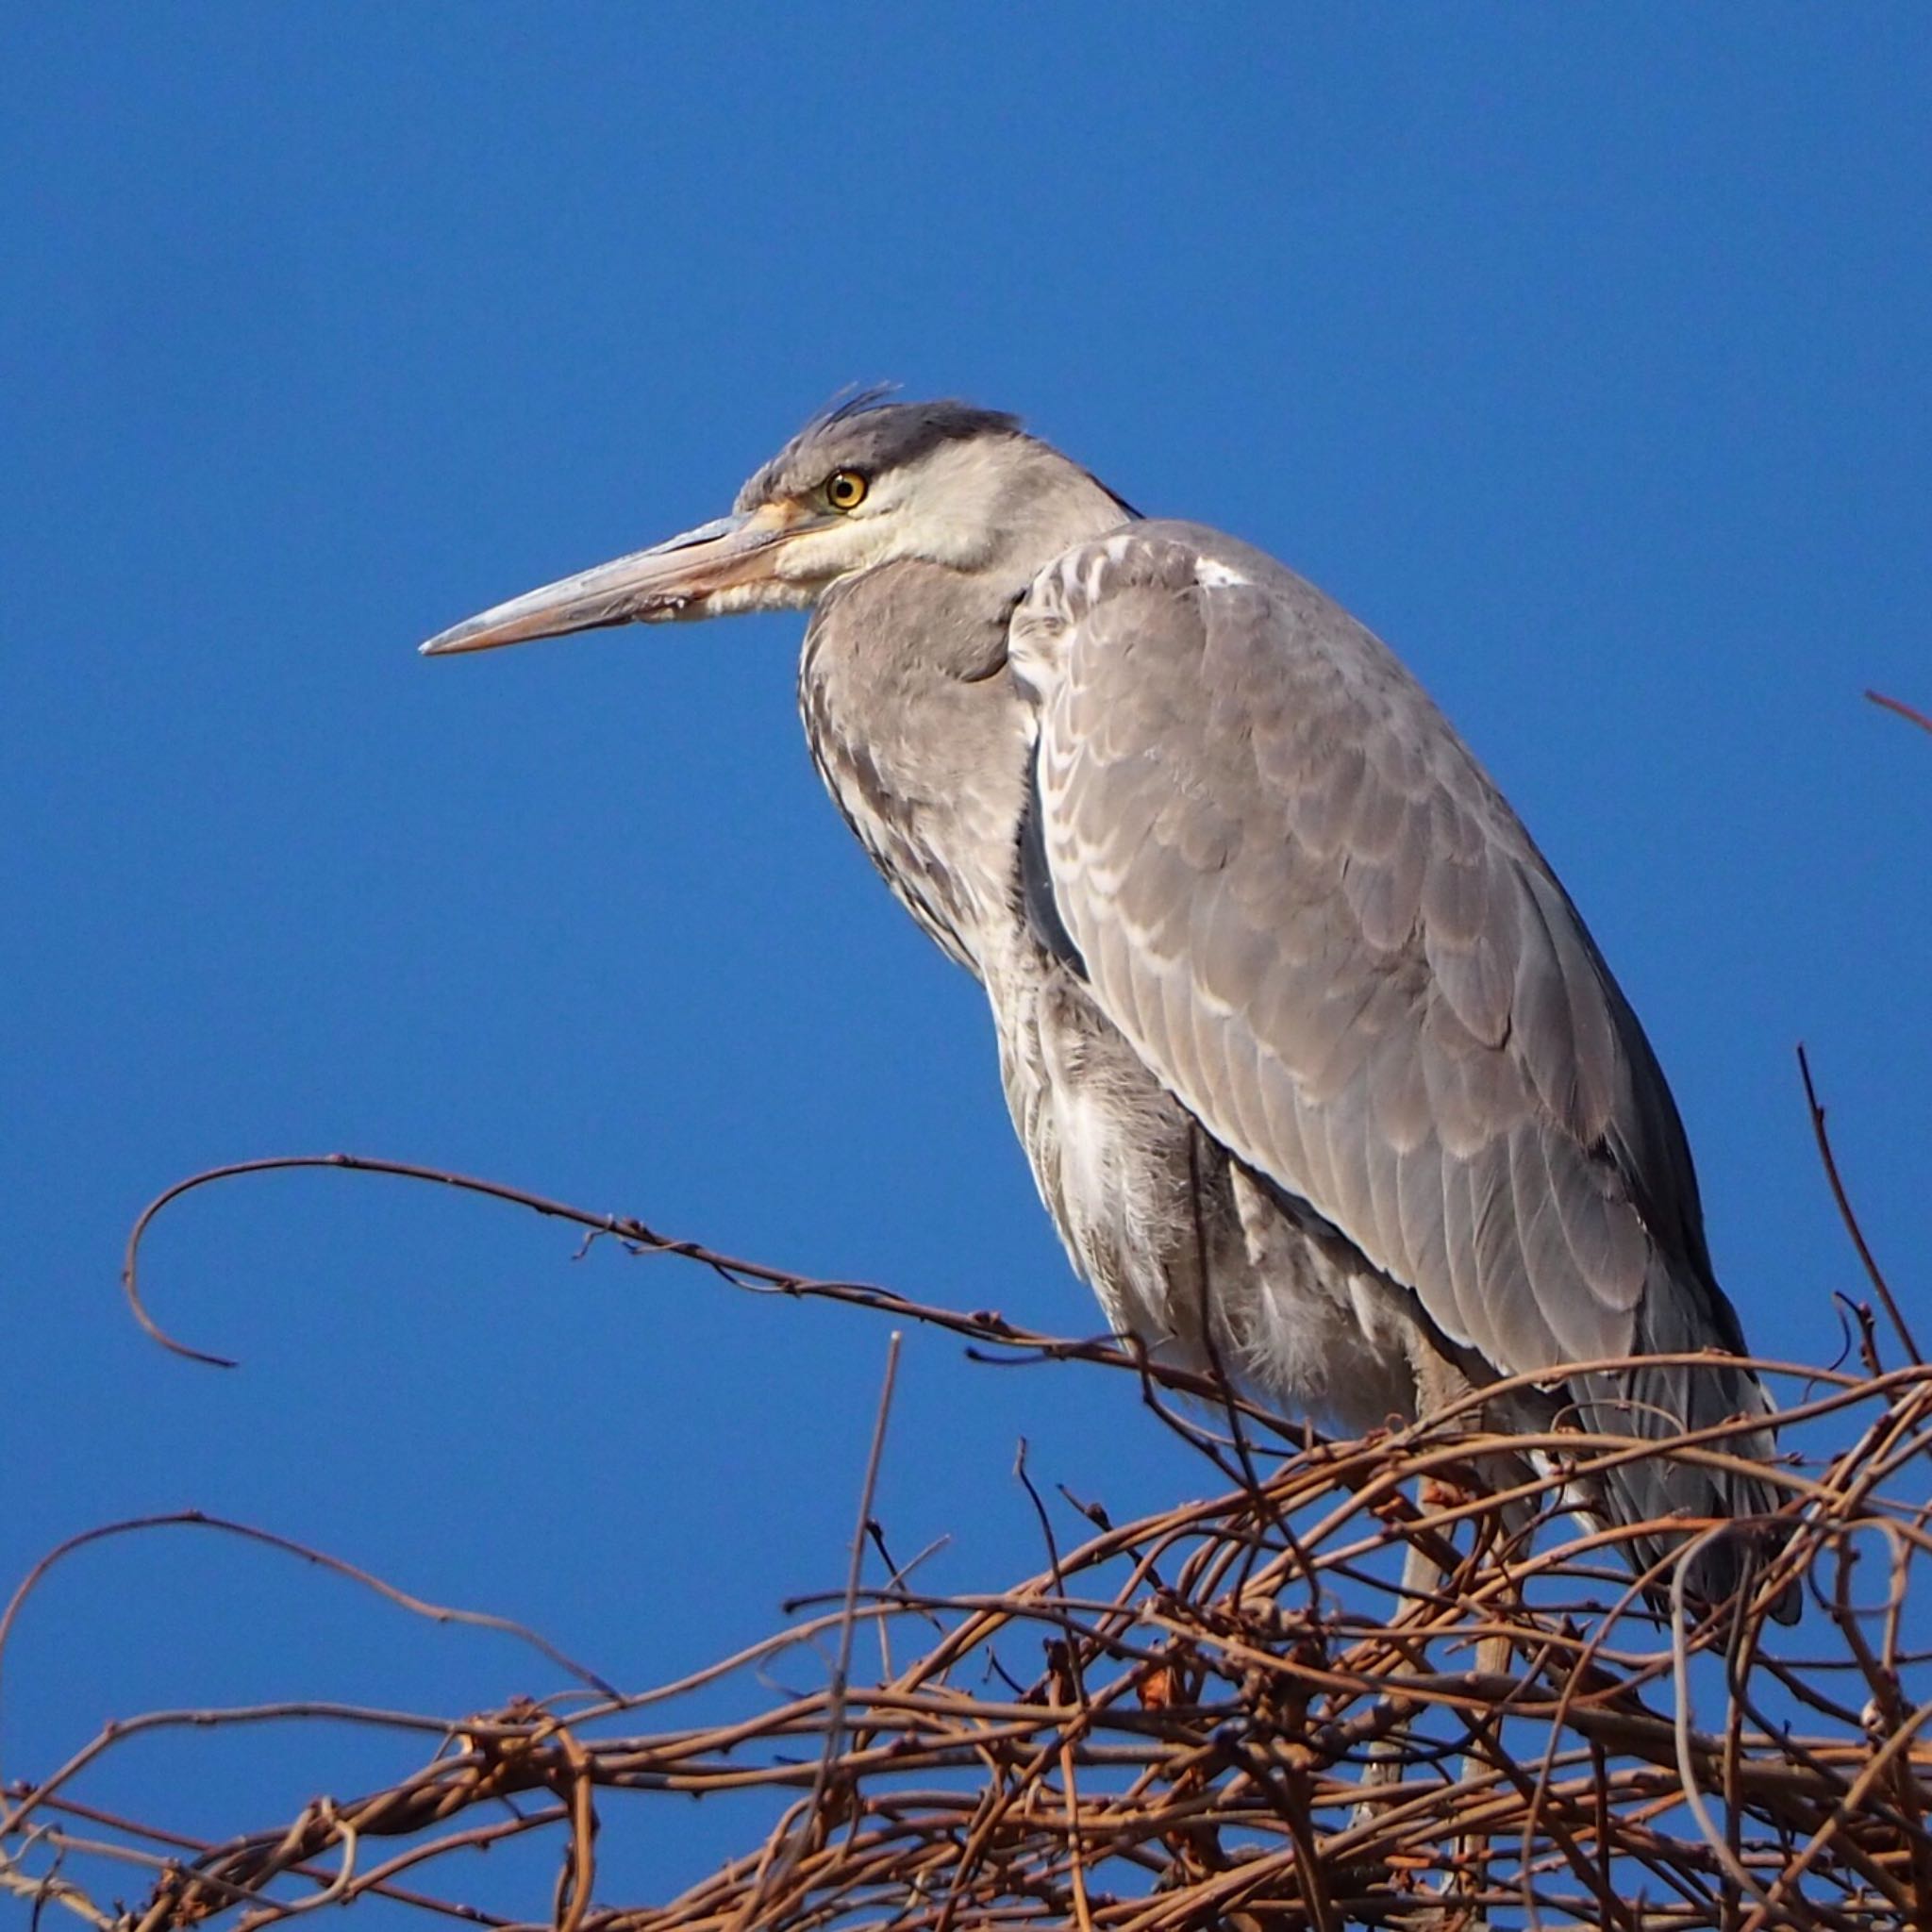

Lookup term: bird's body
[424,396,1790,1611]
[792,480,1420,1430]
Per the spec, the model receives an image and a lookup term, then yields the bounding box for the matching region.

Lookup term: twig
[738,1331,902,1927]
[1866,689,1932,738]
[1797,1045,1922,1365]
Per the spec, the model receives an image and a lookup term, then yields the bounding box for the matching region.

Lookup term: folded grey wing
[1013,526,1731,1389]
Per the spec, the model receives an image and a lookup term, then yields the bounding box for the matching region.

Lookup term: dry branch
[11,1152,1932,1927]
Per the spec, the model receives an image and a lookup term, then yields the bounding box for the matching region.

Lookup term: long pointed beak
[419,501,813,656]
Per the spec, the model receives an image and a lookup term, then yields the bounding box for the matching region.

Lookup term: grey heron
[423,395,1791,1617]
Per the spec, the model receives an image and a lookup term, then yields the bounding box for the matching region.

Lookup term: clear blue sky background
[6,8,1929,1920]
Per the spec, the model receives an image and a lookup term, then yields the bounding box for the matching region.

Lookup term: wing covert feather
[1014,525,1716,1382]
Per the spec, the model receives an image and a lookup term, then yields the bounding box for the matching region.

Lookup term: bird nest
[4,1135,1929,1932]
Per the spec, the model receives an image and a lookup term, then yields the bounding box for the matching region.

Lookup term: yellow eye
[824,469,869,511]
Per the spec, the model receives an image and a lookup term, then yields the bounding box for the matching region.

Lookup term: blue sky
[5,7,1929,1918]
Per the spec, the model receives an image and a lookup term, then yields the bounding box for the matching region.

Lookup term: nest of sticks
[4,1131,1928,1932]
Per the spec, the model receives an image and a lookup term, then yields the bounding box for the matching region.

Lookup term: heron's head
[420,396,1126,657]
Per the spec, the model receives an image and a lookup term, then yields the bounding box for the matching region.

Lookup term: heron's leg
[1357,1511,1517,1916]
[1353,1530,1445,1819]
[1356,1343,1517,1890]
[1436,1474,1533,1918]
[1448,1587,1519,1918]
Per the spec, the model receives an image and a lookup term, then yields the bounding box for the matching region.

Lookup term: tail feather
[1573,1266,1799,1624]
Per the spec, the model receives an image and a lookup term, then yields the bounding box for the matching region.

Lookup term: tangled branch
[3,1143,1925,1928]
